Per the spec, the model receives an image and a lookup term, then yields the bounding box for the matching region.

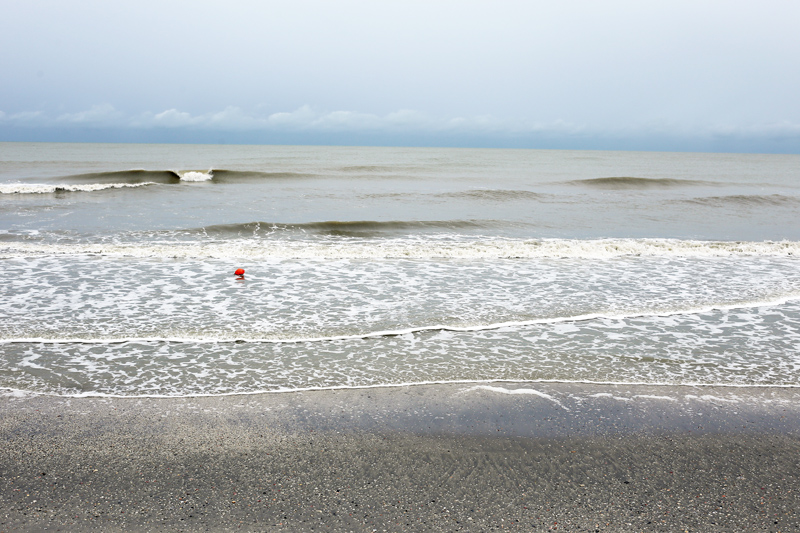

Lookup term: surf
[2,237,799,260]
[3,289,799,345]
[0,182,158,194]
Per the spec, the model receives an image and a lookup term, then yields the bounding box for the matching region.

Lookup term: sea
[1,142,799,397]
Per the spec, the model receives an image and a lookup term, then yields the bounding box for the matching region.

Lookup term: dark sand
[1,383,799,532]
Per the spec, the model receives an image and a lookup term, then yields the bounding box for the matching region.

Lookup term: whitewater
[1,142,799,396]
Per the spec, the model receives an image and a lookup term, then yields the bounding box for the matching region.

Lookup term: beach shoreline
[1,382,799,531]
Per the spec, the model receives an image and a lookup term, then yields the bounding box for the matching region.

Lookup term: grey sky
[2,0,799,152]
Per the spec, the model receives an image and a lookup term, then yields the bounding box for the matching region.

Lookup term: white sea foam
[2,252,799,348]
[1,237,799,260]
[588,392,632,401]
[2,297,798,396]
[4,378,800,399]
[0,182,157,194]
[0,388,36,398]
[685,394,740,403]
[3,145,800,398]
[178,170,213,181]
[3,290,799,345]
[462,385,569,410]
[632,394,678,401]
[2,242,800,396]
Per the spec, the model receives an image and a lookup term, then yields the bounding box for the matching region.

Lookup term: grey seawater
[1,143,799,396]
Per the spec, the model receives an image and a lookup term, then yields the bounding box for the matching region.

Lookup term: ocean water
[1,142,799,397]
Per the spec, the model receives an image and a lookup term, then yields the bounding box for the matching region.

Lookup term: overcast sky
[1,0,799,152]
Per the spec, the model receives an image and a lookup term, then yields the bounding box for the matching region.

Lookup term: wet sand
[1,383,799,531]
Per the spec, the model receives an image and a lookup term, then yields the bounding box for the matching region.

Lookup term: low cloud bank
[1,104,799,153]
[0,104,585,135]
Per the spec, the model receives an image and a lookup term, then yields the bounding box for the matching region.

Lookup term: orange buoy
[234,268,245,276]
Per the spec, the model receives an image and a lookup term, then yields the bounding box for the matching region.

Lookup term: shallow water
[1,143,799,396]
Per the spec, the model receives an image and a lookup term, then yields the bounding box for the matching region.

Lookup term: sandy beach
[1,382,799,532]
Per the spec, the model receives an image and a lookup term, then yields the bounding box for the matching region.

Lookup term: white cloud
[266,105,317,128]
[1,104,799,149]
[707,121,800,139]
[56,103,123,124]
[3,110,48,124]
[206,106,262,129]
[150,109,200,128]
[385,110,430,127]
[311,110,384,130]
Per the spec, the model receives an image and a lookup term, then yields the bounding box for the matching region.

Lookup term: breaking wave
[57,169,182,184]
[22,168,314,184]
[177,170,212,181]
[2,237,799,260]
[0,168,323,193]
[0,182,158,194]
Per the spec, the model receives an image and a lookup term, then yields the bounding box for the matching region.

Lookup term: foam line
[2,378,799,400]
[632,394,678,401]
[0,182,158,194]
[3,292,798,346]
[462,385,570,410]
[2,237,800,260]
[684,394,740,403]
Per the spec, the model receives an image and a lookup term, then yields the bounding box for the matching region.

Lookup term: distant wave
[210,170,316,182]
[59,169,182,184]
[0,182,158,194]
[3,237,799,260]
[181,219,496,238]
[568,177,712,189]
[22,168,315,187]
[357,192,416,200]
[354,190,549,203]
[437,189,547,201]
[683,194,800,207]
[80,168,311,182]
[336,165,398,172]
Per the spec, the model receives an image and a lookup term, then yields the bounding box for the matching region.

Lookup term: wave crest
[0,182,157,194]
[60,169,181,184]
[2,237,798,260]
[58,168,313,184]
[438,189,547,201]
[684,194,800,207]
[177,170,213,181]
[183,220,495,238]
[569,177,711,189]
